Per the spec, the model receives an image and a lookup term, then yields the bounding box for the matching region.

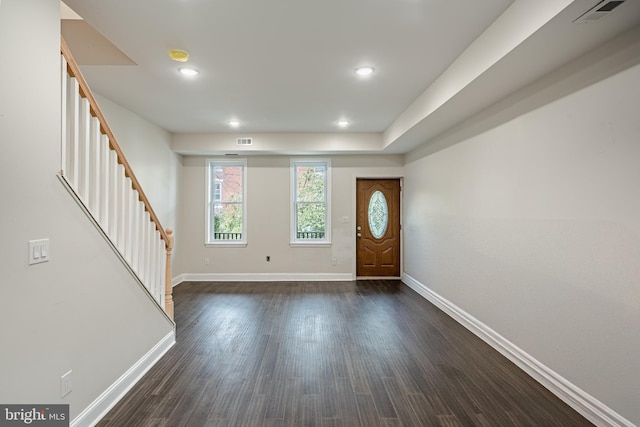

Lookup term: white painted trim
[401,273,635,427]
[71,331,176,427]
[172,273,186,287]
[175,272,353,283]
[205,158,248,246]
[290,158,332,245]
[289,242,332,248]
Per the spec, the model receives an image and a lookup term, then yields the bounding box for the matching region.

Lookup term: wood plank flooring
[97,280,592,426]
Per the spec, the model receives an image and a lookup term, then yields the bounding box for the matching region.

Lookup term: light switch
[28,239,50,265]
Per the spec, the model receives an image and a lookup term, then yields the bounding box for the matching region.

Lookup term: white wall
[172,132,383,155]
[0,0,173,421]
[403,62,640,424]
[175,155,403,277]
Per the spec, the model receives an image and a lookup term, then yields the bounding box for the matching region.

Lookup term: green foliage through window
[294,162,329,241]
[208,161,245,242]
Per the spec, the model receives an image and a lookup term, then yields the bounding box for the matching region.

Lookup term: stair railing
[60,37,174,319]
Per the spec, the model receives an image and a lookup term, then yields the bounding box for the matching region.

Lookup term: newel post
[164,228,175,319]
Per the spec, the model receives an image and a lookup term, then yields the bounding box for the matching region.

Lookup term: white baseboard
[172,272,353,286]
[71,331,176,427]
[172,273,185,287]
[402,273,634,427]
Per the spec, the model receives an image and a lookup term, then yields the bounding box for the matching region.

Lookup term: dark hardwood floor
[97,280,592,426]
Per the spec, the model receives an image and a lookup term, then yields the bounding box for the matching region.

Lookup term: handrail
[60,36,170,249]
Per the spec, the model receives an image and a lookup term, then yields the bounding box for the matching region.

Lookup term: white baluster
[88,116,101,216]
[148,224,157,300]
[158,234,166,305]
[60,56,68,175]
[134,199,142,278]
[67,77,80,189]
[133,190,142,273]
[154,224,160,301]
[116,166,127,255]
[108,151,119,242]
[137,207,145,285]
[164,229,174,318]
[143,209,152,285]
[147,228,153,298]
[124,179,134,265]
[153,236,164,305]
[137,208,145,286]
[99,135,110,227]
[142,205,150,282]
[78,98,91,203]
[143,211,152,290]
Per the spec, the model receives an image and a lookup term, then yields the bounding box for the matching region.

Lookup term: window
[291,159,331,245]
[213,179,222,203]
[207,159,246,245]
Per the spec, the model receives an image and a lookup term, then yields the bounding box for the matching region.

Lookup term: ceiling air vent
[236,137,252,146]
[574,0,626,23]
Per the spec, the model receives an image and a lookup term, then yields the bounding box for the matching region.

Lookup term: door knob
[356,226,362,231]
[357,233,362,238]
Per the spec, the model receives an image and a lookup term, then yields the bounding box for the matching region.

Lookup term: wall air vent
[236,137,253,146]
[574,0,626,23]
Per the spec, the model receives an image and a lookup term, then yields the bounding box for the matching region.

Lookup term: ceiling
[61,0,640,155]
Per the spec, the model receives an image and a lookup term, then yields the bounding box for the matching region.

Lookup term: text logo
[0,405,69,426]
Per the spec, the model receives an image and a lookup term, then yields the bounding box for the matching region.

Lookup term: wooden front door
[356,179,401,277]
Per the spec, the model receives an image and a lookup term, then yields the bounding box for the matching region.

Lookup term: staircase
[59,37,174,319]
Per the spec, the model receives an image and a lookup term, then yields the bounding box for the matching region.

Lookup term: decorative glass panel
[368,190,388,239]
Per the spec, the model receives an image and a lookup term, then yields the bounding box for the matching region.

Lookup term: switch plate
[60,370,72,398]
[28,239,50,265]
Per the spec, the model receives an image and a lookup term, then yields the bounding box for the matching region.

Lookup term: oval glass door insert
[368,190,388,239]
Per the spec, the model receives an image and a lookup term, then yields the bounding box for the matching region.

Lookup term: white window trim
[290,158,331,247]
[205,158,247,247]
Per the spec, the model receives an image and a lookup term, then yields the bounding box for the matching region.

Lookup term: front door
[356,179,401,277]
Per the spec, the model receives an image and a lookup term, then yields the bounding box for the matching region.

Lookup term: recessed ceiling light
[355,66,374,76]
[178,67,199,76]
[337,120,350,127]
[169,49,189,62]
[228,120,240,127]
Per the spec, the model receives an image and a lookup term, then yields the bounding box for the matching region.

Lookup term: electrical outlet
[204,257,210,266]
[60,370,72,398]
[331,257,337,266]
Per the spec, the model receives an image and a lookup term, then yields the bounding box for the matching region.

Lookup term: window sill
[289,241,332,248]
[205,242,247,248]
